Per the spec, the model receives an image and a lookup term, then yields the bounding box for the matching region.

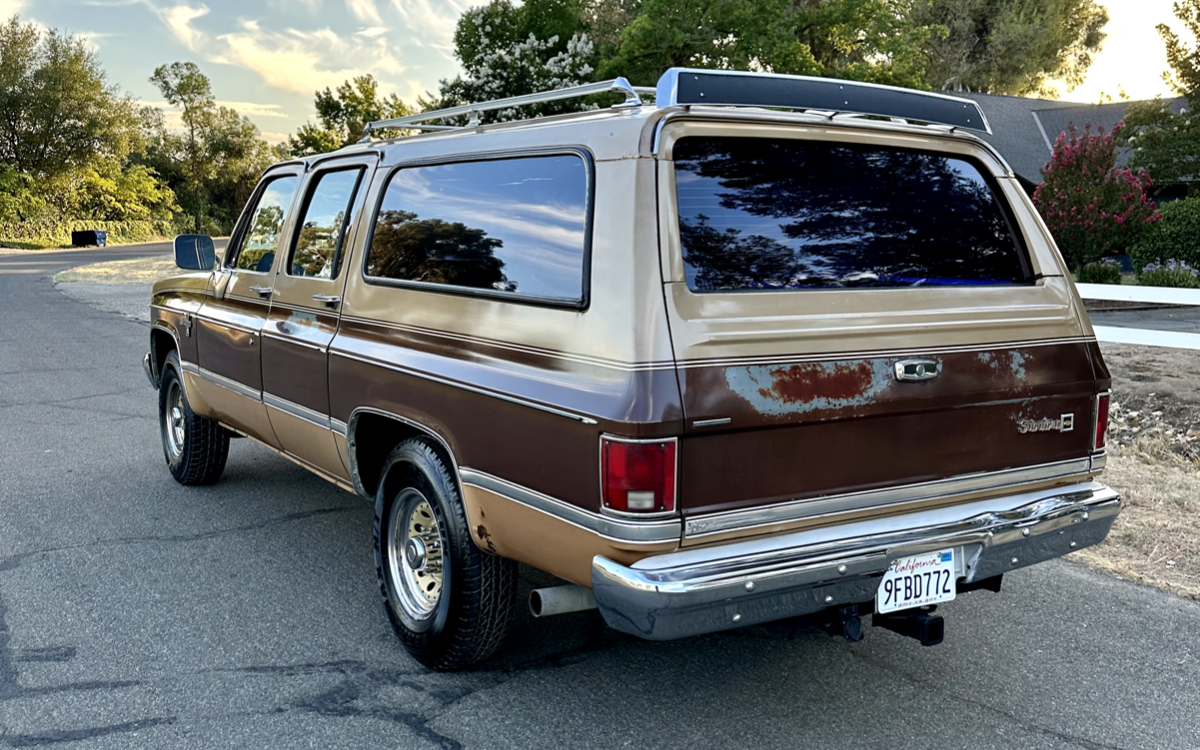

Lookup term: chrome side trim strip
[684,457,1094,539]
[263,392,331,429]
[460,468,681,544]
[330,418,348,436]
[191,315,260,336]
[189,365,262,402]
[333,349,599,425]
[338,314,676,373]
[260,331,327,353]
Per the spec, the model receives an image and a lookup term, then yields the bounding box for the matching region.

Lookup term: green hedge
[1131,196,1200,271]
[1078,260,1123,284]
[0,219,178,246]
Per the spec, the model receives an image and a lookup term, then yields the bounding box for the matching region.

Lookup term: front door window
[231,176,300,272]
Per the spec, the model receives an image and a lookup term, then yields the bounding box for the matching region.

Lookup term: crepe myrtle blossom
[1034,121,1161,270]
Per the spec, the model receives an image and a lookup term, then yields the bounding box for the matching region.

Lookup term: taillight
[1093,392,1110,450]
[600,436,677,515]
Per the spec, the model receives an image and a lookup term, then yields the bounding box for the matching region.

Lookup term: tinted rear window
[673,137,1030,292]
[364,154,589,305]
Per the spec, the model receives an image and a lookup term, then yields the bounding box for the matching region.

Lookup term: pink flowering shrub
[1033,122,1162,270]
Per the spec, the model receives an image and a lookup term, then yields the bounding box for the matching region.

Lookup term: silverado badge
[1018,413,1074,434]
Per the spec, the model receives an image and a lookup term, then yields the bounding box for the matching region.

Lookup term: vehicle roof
[294,103,1015,176]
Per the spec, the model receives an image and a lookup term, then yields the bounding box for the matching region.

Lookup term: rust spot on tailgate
[727,359,892,416]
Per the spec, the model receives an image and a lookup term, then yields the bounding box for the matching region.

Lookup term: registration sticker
[876,549,957,614]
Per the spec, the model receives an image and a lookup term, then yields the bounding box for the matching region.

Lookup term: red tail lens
[601,437,677,515]
[1094,393,1110,450]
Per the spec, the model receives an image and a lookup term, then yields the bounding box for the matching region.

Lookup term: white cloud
[259,131,289,145]
[390,0,467,58]
[356,26,388,37]
[215,100,288,118]
[345,0,382,25]
[75,30,117,52]
[212,20,404,95]
[159,4,209,50]
[0,0,26,18]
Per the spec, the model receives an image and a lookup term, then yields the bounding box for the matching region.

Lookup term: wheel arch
[150,323,180,383]
[347,407,464,504]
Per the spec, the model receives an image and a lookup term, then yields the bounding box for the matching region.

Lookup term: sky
[5,0,1189,145]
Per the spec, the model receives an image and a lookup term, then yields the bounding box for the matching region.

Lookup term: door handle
[312,294,341,308]
[894,359,941,382]
[249,285,274,297]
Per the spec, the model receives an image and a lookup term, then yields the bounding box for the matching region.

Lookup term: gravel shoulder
[1084,342,1200,600]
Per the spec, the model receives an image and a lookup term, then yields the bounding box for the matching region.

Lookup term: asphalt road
[1,243,1198,750]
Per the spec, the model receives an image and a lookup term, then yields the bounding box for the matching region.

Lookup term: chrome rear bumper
[591,481,1120,640]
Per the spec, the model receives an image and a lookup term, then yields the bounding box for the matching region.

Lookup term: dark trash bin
[1109,254,1134,273]
[71,230,107,247]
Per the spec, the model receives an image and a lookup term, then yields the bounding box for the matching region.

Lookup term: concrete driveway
[1,244,1198,749]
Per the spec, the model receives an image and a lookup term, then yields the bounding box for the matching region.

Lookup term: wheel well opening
[150,328,177,381]
[352,413,446,500]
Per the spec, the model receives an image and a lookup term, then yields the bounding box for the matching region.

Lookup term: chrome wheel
[388,488,446,620]
[165,380,185,459]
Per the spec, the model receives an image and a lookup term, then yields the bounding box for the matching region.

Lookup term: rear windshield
[673,137,1031,292]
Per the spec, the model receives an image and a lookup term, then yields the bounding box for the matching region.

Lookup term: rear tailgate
[656,122,1102,543]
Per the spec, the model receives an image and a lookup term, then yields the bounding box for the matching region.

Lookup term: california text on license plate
[876,549,957,614]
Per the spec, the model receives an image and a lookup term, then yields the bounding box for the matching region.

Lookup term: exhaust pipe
[529,585,597,617]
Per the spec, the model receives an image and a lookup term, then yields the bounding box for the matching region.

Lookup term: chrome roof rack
[360,77,655,141]
[358,68,991,142]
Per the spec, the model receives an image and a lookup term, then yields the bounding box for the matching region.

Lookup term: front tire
[374,437,517,670]
[158,351,229,485]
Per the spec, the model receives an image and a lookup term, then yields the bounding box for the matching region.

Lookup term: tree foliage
[1118,1,1200,190]
[1033,123,1161,270]
[0,16,176,223]
[146,62,274,233]
[288,75,412,155]
[912,0,1107,95]
[1130,195,1200,270]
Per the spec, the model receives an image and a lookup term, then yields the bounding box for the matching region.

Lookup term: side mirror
[174,234,217,271]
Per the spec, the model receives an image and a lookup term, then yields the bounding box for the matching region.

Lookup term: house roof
[960,92,1188,188]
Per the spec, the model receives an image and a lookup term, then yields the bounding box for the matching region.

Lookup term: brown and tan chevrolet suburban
[145,68,1119,670]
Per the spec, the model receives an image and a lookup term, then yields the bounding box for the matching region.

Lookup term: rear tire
[158,351,229,485]
[374,437,517,670]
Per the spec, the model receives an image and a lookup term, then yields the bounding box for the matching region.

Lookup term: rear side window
[673,137,1030,292]
[230,175,299,272]
[364,154,589,306]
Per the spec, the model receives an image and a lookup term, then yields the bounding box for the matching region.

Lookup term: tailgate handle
[894,359,940,382]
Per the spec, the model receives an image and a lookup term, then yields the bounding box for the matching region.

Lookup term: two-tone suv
[145,68,1119,670]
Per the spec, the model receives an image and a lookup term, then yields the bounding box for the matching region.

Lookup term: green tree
[1118,1,1200,190]
[146,62,274,232]
[912,0,1108,95]
[288,74,412,155]
[0,15,175,224]
[0,16,143,179]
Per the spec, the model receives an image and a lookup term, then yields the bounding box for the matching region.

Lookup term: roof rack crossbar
[360,77,652,141]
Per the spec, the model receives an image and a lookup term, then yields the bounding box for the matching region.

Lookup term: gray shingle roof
[959,92,1187,188]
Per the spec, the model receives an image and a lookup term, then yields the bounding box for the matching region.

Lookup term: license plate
[876,549,956,614]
